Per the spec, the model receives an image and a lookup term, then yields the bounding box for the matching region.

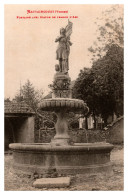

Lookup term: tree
[21,80,43,113]
[73,68,100,128]
[73,44,123,126]
[91,44,123,123]
[88,5,123,62]
[4,97,11,102]
[74,5,124,126]
[14,80,56,127]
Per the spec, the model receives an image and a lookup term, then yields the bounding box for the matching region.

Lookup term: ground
[4,144,123,191]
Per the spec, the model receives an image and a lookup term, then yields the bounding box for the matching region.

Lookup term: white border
[0,1,4,193]
[0,0,127,194]
[0,0,126,5]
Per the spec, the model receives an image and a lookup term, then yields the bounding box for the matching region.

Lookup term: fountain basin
[38,98,89,145]
[39,98,88,113]
[9,143,114,176]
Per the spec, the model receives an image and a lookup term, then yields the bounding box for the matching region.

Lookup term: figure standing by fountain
[55,20,73,74]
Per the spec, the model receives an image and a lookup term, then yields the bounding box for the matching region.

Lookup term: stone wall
[106,116,123,144]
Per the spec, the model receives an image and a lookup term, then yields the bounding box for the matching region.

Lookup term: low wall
[34,128,109,143]
[106,117,123,144]
[34,116,123,144]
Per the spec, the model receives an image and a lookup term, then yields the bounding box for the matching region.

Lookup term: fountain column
[49,72,72,145]
[51,110,71,145]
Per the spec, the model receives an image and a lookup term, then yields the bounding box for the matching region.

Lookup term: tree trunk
[93,114,96,129]
[104,117,107,127]
[85,117,88,130]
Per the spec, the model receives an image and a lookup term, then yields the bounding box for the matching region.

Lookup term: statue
[55,20,73,74]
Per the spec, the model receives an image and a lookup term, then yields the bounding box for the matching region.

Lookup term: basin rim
[9,143,114,152]
[38,98,89,113]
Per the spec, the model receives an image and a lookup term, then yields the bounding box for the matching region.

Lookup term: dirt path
[4,145,123,191]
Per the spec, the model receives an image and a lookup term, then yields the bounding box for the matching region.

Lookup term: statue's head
[60,28,66,35]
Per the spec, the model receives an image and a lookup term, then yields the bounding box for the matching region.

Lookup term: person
[55,27,72,73]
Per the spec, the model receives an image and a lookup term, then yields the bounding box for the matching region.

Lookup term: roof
[44,92,52,99]
[4,101,34,115]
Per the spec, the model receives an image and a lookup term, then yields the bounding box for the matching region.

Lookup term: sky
[4,4,122,99]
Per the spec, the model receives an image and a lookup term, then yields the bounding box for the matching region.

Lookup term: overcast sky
[4,4,122,99]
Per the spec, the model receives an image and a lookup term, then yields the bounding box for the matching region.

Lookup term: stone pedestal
[51,72,72,98]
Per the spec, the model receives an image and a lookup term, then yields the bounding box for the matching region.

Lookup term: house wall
[5,118,14,150]
[5,116,34,150]
[15,117,34,143]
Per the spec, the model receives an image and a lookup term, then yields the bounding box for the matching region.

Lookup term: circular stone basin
[39,98,89,113]
[9,143,114,176]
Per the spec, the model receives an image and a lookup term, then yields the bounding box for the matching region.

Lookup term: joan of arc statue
[55,20,73,74]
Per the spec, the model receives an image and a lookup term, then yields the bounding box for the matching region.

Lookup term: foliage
[4,97,11,102]
[73,5,124,126]
[88,5,123,62]
[21,80,44,112]
[14,80,56,127]
[67,112,82,129]
[73,44,123,125]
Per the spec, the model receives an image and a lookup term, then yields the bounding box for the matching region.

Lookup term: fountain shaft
[52,110,71,145]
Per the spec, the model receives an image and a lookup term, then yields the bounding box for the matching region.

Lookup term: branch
[68,115,83,125]
[35,109,55,126]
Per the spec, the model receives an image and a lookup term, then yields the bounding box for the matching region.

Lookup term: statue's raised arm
[55,20,73,74]
[65,20,73,40]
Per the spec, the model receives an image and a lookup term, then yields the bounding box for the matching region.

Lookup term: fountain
[9,21,113,177]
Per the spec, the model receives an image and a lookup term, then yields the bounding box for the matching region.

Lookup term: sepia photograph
[4,3,124,191]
